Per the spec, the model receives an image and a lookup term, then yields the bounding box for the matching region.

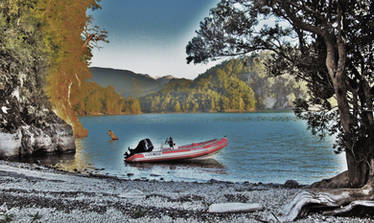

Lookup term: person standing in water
[108,129,118,140]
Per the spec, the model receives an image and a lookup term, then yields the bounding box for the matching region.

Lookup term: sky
[89,0,220,79]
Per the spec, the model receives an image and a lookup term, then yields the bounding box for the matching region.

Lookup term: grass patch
[30,211,42,223]
[131,207,147,219]
[0,211,14,223]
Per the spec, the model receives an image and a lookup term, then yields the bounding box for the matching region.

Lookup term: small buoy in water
[108,129,118,140]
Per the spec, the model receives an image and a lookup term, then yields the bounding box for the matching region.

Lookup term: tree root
[310,170,350,188]
[265,178,374,222]
[324,200,374,215]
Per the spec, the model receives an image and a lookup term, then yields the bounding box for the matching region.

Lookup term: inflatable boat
[124,137,228,163]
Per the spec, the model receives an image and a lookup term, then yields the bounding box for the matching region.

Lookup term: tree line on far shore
[139,54,308,113]
[71,82,141,116]
[75,53,308,115]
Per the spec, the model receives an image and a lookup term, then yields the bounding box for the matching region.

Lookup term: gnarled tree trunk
[323,30,371,188]
[268,160,374,222]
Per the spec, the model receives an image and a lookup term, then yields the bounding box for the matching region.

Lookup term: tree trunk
[346,150,370,187]
[323,34,370,187]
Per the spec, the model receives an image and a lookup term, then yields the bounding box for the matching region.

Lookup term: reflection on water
[126,159,227,178]
[53,139,94,172]
[126,159,225,170]
[18,139,93,172]
[18,152,75,166]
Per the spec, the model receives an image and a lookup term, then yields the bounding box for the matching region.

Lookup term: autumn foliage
[30,0,137,137]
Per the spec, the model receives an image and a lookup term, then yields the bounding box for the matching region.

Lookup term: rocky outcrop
[0,58,75,159]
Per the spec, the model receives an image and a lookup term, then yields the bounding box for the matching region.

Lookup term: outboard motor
[124,138,154,159]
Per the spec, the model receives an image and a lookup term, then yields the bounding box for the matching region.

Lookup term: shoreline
[0,160,371,222]
[78,109,294,118]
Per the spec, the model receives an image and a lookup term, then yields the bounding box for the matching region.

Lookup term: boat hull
[125,137,228,163]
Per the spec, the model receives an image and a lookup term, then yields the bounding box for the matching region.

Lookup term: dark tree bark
[281,1,372,188]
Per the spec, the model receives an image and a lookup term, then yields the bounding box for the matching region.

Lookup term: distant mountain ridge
[139,53,308,113]
[89,53,308,114]
[89,67,177,97]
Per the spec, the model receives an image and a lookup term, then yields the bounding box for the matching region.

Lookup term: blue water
[51,113,346,184]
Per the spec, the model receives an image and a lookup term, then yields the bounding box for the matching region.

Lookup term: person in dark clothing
[166,136,175,148]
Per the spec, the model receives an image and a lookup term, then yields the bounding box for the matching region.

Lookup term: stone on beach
[284,180,300,188]
[208,202,263,213]
[120,189,145,199]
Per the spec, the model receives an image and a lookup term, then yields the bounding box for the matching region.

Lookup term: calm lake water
[35,113,346,184]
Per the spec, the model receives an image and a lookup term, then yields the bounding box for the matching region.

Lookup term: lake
[33,113,346,184]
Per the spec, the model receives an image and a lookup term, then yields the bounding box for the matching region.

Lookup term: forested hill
[210,54,308,110]
[139,54,308,113]
[140,69,256,113]
[89,67,174,97]
[71,81,141,116]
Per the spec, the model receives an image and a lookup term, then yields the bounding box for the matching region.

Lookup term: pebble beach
[0,160,372,222]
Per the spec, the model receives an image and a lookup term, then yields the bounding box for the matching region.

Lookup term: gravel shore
[0,160,371,222]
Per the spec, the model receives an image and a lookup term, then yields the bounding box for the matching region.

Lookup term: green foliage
[0,0,46,74]
[141,54,306,113]
[72,82,141,115]
[0,211,14,223]
[217,54,308,110]
[140,65,256,113]
[30,211,42,223]
[122,97,142,114]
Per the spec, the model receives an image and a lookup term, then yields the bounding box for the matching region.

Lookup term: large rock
[0,59,75,159]
[284,179,300,188]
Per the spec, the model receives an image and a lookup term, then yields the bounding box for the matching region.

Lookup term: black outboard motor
[124,138,154,159]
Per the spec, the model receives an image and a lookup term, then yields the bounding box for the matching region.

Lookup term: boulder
[284,180,300,188]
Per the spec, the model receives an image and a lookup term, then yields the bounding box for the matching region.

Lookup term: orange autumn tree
[34,0,108,137]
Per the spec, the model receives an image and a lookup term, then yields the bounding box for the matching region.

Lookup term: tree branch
[280,1,324,35]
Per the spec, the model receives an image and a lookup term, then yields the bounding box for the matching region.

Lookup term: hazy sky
[89,0,220,79]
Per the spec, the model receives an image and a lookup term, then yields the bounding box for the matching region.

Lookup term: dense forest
[222,54,308,110]
[140,71,256,113]
[140,54,308,113]
[5,0,137,137]
[72,82,141,116]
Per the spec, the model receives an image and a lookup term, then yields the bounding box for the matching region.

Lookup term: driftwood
[208,202,263,213]
[268,177,374,222]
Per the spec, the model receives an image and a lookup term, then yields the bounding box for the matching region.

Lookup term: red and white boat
[125,137,228,163]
